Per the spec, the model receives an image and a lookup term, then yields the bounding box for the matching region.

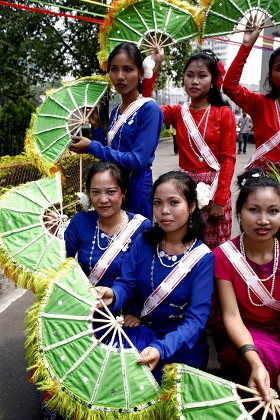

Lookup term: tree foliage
[0,97,35,156]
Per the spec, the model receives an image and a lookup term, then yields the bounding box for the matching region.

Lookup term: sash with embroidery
[181,104,220,199]
[140,243,211,317]
[245,130,280,169]
[107,97,154,146]
[220,241,280,311]
[89,214,146,285]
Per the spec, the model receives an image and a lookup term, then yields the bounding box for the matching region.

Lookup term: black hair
[107,42,143,93]
[236,167,280,237]
[264,47,280,99]
[183,49,229,107]
[85,160,128,195]
[143,170,206,245]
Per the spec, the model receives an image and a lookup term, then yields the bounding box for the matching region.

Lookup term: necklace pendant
[171,255,177,262]
[100,232,107,239]
[159,251,165,258]
[198,156,204,163]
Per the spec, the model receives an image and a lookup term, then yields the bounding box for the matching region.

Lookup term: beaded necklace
[150,239,197,291]
[275,99,280,130]
[239,232,279,307]
[187,105,211,163]
[88,211,126,271]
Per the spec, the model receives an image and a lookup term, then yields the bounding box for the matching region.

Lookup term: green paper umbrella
[201,0,280,38]
[26,259,162,419]
[25,78,109,175]
[162,364,280,419]
[98,0,199,70]
[0,172,66,290]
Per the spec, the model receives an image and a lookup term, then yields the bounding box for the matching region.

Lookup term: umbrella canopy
[200,0,280,38]
[25,77,109,176]
[26,258,162,419]
[0,172,66,291]
[98,0,199,71]
[162,364,280,419]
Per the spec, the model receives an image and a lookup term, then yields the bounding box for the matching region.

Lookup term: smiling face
[89,170,125,219]
[240,187,280,242]
[183,59,212,101]
[108,51,143,98]
[153,180,195,236]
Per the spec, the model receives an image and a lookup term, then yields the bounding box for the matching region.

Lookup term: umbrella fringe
[161,364,182,419]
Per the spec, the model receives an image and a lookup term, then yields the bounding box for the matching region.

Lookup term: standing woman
[70,42,163,221]
[143,49,236,249]
[213,168,280,400]
[223,18,280,171]
[96,171,214,382]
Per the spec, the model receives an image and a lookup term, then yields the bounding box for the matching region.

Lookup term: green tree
[0,97,35,156]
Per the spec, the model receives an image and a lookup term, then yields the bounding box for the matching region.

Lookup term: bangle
[238,344,259,358]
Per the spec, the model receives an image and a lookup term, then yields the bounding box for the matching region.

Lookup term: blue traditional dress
[88,100,163,220]
[111,234,214,381]
[64,210,151,286]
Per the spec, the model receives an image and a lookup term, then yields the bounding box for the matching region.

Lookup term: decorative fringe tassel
[161,364,182,419]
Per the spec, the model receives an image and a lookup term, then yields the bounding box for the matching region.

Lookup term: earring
[210,84,214,89]
[189,213,193,229]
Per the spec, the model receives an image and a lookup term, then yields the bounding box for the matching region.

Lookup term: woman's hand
[95,286,114,307]
[123,314,141,327]
[210,202,224,218]
[138,346,160,371]
[150,43,164,73]
[87,107,100,129]
[248,365,271,402]
[43,211,59,235]
[69,136,91,154]
[243,16,263,47]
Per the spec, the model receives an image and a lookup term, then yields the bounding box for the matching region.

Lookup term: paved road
[0,139,254,419]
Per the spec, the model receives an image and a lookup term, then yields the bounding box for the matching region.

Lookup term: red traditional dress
[143,76,236,249]
[223,44,280,170]
[213,236,280,388]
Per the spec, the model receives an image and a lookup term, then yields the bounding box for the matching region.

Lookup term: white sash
[245,130,280,169]
[220,241,280,311]
[107,97,153,146]
[89,214,146,285]
[181,104,220,199]
[140,243,211,317]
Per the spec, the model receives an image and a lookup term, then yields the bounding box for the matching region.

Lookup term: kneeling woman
[214,168,280,401]
[97,171,214,381]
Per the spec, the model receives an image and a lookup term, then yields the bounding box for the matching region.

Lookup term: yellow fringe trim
[161,364,182,419]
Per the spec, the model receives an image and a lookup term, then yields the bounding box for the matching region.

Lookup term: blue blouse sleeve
[90,126,107,145]
[150,252,214,361]
[87,101,163,171]
[64,213,82,257]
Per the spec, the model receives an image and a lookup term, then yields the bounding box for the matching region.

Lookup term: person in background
[213,167,280,401]
[69,42,163,221]
[238,110,252,154]
[142,47,236,249]
[223,17,280,171]
[96,170,214,382]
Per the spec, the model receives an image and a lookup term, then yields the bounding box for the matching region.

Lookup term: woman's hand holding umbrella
[138,346,160,371]
[243,16,263,47]
[248,364,271,402]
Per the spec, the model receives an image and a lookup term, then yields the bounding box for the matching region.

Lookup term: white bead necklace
[150,239,197,291]
[187,104,211,163]
[88,211,126,271]
[239,232,279,307]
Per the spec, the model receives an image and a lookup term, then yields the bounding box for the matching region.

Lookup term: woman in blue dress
[69,42,163,221]
[96,170,214,381]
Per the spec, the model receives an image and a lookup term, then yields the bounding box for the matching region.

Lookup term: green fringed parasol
[200,0,280,38]
[0,172,66,291]
[25,77,109,176]
[98,0,199,71]
[162,364,280,419]
[26,258,162,419]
